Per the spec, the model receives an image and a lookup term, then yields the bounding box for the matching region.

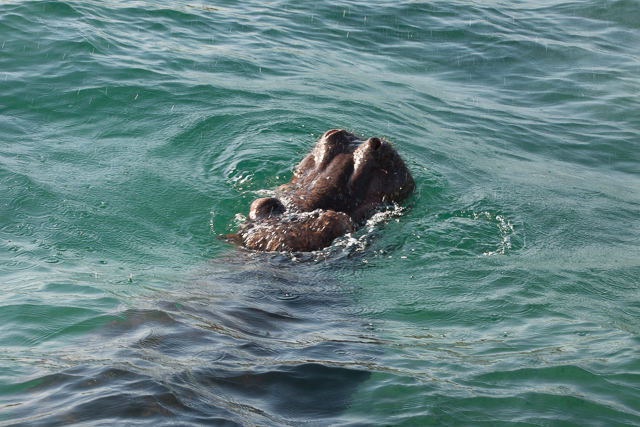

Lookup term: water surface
[1,0,639,425]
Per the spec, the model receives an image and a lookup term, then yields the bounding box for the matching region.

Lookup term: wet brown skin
[232,129,415,252]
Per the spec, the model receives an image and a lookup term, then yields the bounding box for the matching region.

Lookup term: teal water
[1,0,640,425]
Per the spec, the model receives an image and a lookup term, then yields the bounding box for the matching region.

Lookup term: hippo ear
[249,197,285,221]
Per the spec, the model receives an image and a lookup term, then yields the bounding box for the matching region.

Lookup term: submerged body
[234,129,415,252]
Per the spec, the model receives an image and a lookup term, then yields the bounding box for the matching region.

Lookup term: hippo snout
[231,129,414,252]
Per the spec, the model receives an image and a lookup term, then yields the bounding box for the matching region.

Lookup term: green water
[1,0,639,425]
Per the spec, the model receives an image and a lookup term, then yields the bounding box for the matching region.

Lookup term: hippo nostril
[323,129,342,139]
[370,137,382,151]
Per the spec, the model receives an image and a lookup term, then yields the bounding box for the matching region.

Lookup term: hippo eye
[370,138,382,151]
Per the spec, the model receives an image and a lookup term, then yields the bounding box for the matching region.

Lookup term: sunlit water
[1,0,639,425]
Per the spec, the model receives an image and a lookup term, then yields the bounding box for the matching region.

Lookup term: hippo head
[233,129,415,252]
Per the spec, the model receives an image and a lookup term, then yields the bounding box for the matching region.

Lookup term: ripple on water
[2,0,640,425]
[1,257,377,426]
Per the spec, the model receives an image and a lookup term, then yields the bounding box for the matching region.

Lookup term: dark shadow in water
[4,253,376,426]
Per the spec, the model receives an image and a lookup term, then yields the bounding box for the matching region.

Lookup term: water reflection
[5,254,375,426]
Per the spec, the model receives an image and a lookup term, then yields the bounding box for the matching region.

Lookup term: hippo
[231,129,415,252]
